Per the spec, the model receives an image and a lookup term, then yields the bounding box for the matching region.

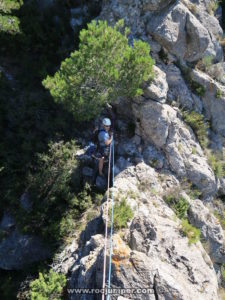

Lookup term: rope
[102,140,112,300]
[106,140,114,300]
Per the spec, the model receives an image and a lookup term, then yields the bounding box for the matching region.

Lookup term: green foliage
[164,195,189,219]
[214,211,225,230]
[216,88,222,98]
[183,111,209,148]
[30,270,66,300]
[208,152,225,178]
[0,0,22,13]
[221,264,225,282]
[16,141,94,244]
[189,79,206,97]
[201,55,213,70]
[0,0,22,34]
[0,14,20,34]
[181,219,201,245]
[43,19,154,121]
[109,198,134,231]
[207,0,220,15]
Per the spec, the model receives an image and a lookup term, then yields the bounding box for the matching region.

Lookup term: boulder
[143,65,168,103]
[0,229,50,270]
[146,2,221,62]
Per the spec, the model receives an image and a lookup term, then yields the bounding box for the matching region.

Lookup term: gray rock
[143,65,168,103]
[187,198,225,264]
[96,176,107,190]
[52,239,79,274]
[166,64,203,112]
[218,178,225,196]
[132,99,217,197]
[143,145,165,169]
[0,212,15,231]
[0,229,50,270]
[117,139,139,157]
[114,156,133,174]
[146,2,220,62]
[20,192,32,212]
[207,62,225,85]
[142,0,173,11]
[190,69,225,137]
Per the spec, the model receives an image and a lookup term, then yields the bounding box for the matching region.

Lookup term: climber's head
[102,118,111,131]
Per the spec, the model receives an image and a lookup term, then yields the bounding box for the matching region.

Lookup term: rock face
[187,198,225,264]
[68,164,219,300]
[190,69,225,137]
[63,1,225,298]
[132,98,217,197]
[147,3,212,62]
[0,229,50,270]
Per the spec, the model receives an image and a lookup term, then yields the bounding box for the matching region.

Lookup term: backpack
[85,128,106,157]
[92,128,106,149]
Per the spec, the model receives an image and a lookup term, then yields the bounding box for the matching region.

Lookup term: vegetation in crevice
[182,110,209,148]
[109,197,134,231]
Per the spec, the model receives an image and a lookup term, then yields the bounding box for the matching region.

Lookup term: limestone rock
[143,65,168,103]
[0,229,50,270]
[187,198,225,264]
[166,64,202,112]
[146,2,221,62]
[190,69,225,137]
[207,62,225,85]
[142,0,174,11]
[132,99,216,197]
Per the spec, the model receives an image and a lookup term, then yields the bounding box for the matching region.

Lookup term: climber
[98,118,113,177]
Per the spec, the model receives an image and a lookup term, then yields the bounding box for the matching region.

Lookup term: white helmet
[102,118,111,126]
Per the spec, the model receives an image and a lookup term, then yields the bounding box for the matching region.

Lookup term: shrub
[182,111,209,148]
[43,19,154,121]
[216,88,222,98]
[164,195,189,219]
[214,211,225,230]
[221,264,225,282]
[109,198,134,231]
[0,0,22,34]
[30,270,66,300]
[16,140,90,243]
[208,152,225,178]
[181,219,201,245]
[207,0,219,15]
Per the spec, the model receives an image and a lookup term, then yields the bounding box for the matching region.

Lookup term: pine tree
[43,19,154,122]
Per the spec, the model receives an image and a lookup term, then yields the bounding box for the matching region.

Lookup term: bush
[221,264,225,282]
[182,111,209,148]
[109,198,134,231]
[165,195,189,219]
[30,270,66,300]
[43,19,154,122]
[208,152,225,178]
[216,88,222,98]
[16,140,92,244]
[0,0,22,34]
[181,219,201,245]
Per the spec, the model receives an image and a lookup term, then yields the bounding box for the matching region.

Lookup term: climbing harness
[102,138,115,300]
